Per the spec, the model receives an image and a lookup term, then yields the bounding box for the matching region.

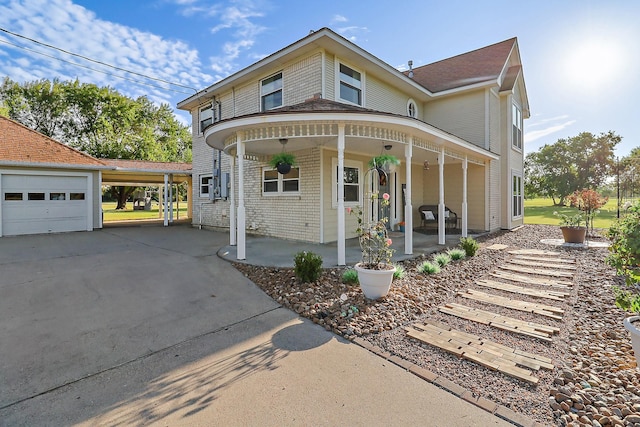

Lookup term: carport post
[163,173,169,226]
[169,174,174,223]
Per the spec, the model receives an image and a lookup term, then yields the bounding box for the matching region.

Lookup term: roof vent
[408,60,414,78]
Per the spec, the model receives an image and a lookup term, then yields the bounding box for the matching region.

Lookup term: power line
[0,27,198,93]
[0,38,194,95]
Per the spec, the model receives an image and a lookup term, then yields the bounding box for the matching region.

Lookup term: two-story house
[177,28,529,265]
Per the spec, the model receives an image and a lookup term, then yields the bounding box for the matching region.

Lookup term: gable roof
[406,38,517,93]
[0,116,107,168]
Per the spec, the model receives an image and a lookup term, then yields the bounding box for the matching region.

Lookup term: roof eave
[0,161,111,170]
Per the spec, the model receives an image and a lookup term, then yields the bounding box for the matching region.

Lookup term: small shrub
[447,248,466,261]
[393,264,405,280]
[418,261,440,275]
[433,253,451,268]
[460,237,479,257]
[342,268,359,285]
[294,251,323,283]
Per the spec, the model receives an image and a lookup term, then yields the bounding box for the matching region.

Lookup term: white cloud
[335,25,369,42]
[524,119,577,143]
[0,0,212,105]
[331,14,348,24]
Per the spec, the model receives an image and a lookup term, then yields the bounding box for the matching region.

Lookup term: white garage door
[2,174,90,236]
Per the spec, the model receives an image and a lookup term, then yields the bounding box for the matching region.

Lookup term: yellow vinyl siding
[424,91,486,148]
[365,76,409,115]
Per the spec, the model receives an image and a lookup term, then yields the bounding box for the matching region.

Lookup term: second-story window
[512,103,522,150]
[261,72,283,111]
[200,104,213,133]
[407,99,417,118]
[339,63,362,105]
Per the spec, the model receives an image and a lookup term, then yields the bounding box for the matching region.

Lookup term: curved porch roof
[203,99,497,166]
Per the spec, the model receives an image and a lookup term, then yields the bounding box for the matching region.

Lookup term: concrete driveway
[0,225,510,426]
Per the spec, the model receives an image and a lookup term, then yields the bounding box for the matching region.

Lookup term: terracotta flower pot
[560,226,586,244]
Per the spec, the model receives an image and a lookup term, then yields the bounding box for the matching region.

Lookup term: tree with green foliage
[0,77,192,209]
[618,147,640,202]
[524,131,621,205]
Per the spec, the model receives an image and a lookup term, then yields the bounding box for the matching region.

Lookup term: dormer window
[512,103,522,150]
[261,72,283,111]
[339,63,362,105]
[407,99,417,118]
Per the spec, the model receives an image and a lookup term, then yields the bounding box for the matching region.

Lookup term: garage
[1,173,92,236]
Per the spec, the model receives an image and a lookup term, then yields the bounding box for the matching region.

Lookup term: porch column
[337,124,346,266]
[169,174,174,222]
[404,138,413,255]
[158,185,163,219]
[237,142,246,260]
[229,155,237,246]
[163,173,169,227]
[438,148,445,245]
[462,156,468,237]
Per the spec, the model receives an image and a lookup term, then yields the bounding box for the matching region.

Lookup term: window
[4,193,22,201]
[407,99,417,118]
[512,103,522,150]
[512,173,523,218]
[339,63,362,105]
[50,192,66,200]
[200,104,213,133]
[200,174,212,197]
[261,72,283,111]
[28,193,45,200]
[332,158,362,207]
[70,193,85,200]
[262,167,300,195]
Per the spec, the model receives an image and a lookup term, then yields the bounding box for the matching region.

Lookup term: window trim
[336,61,364,106]
[199,103,214,134]
[261,166,300,196]
[512,103,523,151]
[512,172,523,219]
[407,99,418,118]
[331,158,362,208]
[260,71,283,111]
[199,174,212,198]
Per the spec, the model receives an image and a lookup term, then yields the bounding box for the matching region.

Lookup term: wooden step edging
[476,279,570,301]
[491,270,573,288]
[499,264,574,278]
[405,320,554,384]
[507,258,577,271]
[458,289,564,319]
[439,302,560,342]
[512,255,576,264]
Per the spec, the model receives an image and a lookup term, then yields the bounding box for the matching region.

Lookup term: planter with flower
[607,200,640,366]
[554,211,586,243]
[269,152,296,175]
[347,190,396,300]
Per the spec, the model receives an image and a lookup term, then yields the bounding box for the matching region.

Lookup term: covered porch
[205,100,497,266]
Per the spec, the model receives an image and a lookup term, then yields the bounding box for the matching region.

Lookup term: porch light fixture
[279,138,288,145]
[423,161,430,170]
[384,144,392,151]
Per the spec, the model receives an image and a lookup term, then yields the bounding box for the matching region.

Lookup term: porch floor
[217,229,483,268]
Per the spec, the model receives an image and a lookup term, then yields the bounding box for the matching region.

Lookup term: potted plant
[368,154,400,173]
[269,152,296,175]
[398,221,406,232]
[567,188,608,237]
[553,211,586,243]
[607,201,640,366]
[347,192,396,299]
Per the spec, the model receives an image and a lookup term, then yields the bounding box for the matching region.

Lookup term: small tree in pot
[607,200,640,366]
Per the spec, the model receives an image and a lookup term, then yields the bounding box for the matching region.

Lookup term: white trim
[511,101,523,152]
[199,173,213,198]
[319,146,325,243]
[260,71,284,111]
[404,139,413,255]
[331,158,363,208]
[511,170,523,220]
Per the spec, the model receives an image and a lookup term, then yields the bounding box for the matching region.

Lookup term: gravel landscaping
[234,224,640,426]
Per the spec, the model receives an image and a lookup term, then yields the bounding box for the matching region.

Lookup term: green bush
[393,264,406,280]
[418,261,440,275]
[433,253,451,268]
[294,251,323,283]
[459,237,479,257]
[342,268,359,284]
[607,201,640,312]
[447,248,466,261]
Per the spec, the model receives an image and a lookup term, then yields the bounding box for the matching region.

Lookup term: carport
[101,159,192,226]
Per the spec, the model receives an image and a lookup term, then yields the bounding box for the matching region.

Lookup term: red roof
[407,38,517,93]
[0,116,106,167]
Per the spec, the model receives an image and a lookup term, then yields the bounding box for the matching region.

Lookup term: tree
[524,131,621,204]
[0,77,192,209]
[619,147,640,202]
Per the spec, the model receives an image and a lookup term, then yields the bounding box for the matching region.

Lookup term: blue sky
[0,0,638,156]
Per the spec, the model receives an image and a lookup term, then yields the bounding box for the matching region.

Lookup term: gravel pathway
[234,224,640,426]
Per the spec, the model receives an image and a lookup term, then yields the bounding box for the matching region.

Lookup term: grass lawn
[102,201,188,221]
[524,197,625,229]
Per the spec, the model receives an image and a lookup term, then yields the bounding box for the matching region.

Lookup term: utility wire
[0,27,198,93]
[0,38,194,95]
